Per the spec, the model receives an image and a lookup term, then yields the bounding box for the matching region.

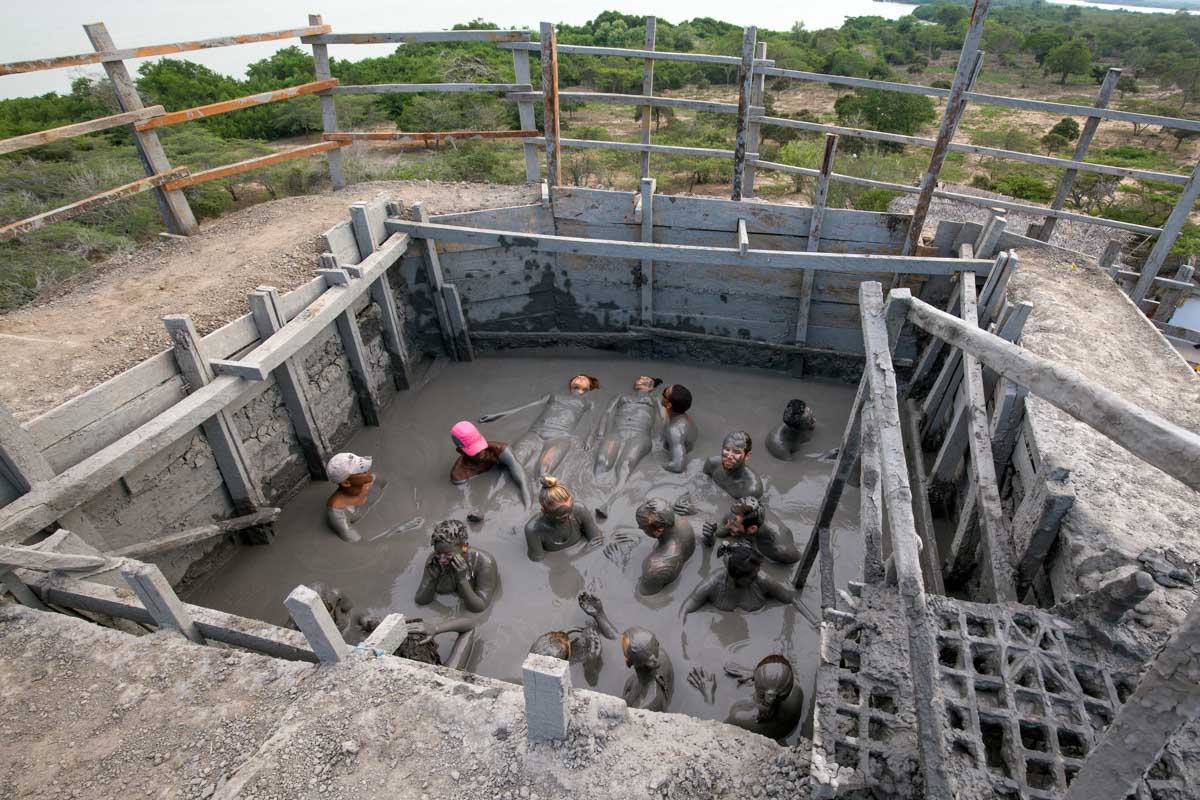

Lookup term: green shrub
[854,188,900,212]
[995,173,1054,203]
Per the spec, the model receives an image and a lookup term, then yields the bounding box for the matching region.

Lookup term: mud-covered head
[782,399,814,430]
[569,374,600,395]
[530,630,572,661]
[431,519,469,563]
[310,582,353,618]
[721,431,753,471]
[635,497,675,538]
[539,476,574,518]
[634,375,663,392]
[719,542,763,585]
[621,626,661,670]
[727,496,765,537]
[753,654,795,708]
[662,384,692,414]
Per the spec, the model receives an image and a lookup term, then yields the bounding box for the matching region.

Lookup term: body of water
[2,0,920,100]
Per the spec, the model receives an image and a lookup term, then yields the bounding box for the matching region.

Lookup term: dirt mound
[0,181,538,422]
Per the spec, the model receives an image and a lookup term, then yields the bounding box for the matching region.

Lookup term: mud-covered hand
[448,553,471,583]
[406,620,435,645]
[578,591,604,618]
[672,494,696,516]
[478,413,501,424]
[702,520,718,547]
[687,667,717,704]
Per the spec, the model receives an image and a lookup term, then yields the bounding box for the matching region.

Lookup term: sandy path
[0,181,538,422]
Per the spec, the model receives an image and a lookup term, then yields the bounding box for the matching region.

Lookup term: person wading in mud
[523,476,602,561]
[702,496,800,565]
[703,431,764,499]
[660,384,697,474]
[414,519,499,613]
[765,399,816,461]
[325,452,385,543]
[449,420,532,508]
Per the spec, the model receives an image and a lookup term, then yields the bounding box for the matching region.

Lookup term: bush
[931,80,952,90]
[995,173,1054,203]
[1048,118,1081,142]
[1041,132,1070,154]
[854,188,900,212]
[970,174,995,191]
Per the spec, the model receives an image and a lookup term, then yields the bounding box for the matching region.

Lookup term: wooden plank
[0,167,188,241]
[323,129,538,143]
[163,314,264,515]
[511,46,541,182]
[1131,159,1200,311]
[106,509,280,560]
[797,135,839,345]
[1152,263,1195,323]
[530,136,735,160]
[974,210,1007,260]
[136,80,338,130]
[514,92,751,116]
[199,313,260,361]
[540,23,562,187]
[318,268,383,426]
[499,41,757,67]
[730,26,757,201]
[903,293,1200,493]
[0,545,107,572]
[0,106,164,155]
[860,401,885,586]
[0,570,46,610]
[858,281,955,799]
[638,17,657,181]
[384,218,988,275]
[929,388,969,484]
[944,482,979,586]
[163,142,345,191]
[1,24,330,76]
[990,378,1027,479]
[442,284,474,362]
[349,201,413,388]
[1012,477,1075,595]
[333,83,529,95]
[308,13,344,190]
[956,272,1017,602]
[320,220,361,266]
[208,235,409,381]
[304,30,527,45]
[901,399,946,594]
[120,562,205,643]
[411,203,457,356]
[737,218,749,255]
[640,178,656,326]
[248,288,329,478]
[743,41,767,198]
[349,197,389,256]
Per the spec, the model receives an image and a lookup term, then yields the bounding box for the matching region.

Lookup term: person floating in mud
[589,375,662,515]
[702,496,800,565]
[703,431,764,499]
[621,626,674,711]
[390,617,478,671]
[529,591,620,686]
[660,384,697,474]
[682,545,817,626]
[478,373,600,479]
[324,452,386,543]
[724,655,805,741]
[634,497,696,595]
[765,399,816,462]
[414,520,499,613]
[449,420,532,508]
[524,476,602,561]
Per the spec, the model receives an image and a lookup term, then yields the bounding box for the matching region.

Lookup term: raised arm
[578,592,619,640]
[414,557,439,606]
[523,518,546,562]
[478,393,550,424]
[681,575,719,619]
[464,550,499,612]
[497,448,532,508]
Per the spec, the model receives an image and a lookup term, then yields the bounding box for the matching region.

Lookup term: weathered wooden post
[640,177,656,326]
[348,202,414,388]
[540,22,562,187]
[308,14,346,190]
[284,584,349,663]
[796,134,838,346]
[511,34,541,183]
[743,41,767,199]
[639,17,657,181]
[1038,67,1120,242]
[902,0,990,255]
[730,26,758,201]
[1152,260,1195,323]
[83,22,197,235]
[162,314,266,519]
[314,266,384,426]
[1131,158,1200,306]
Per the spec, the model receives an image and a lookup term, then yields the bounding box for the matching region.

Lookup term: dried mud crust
[0,181,538,423]
[1005,247,1200,658]
[0,604,814,800]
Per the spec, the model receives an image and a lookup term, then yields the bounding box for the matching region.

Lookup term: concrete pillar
[284,585,349,664]
[522,653,571,742]
[361,613,408,654]
[120,562,204,644]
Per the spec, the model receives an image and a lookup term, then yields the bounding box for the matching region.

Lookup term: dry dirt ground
[0,181,539,423]
[0,603,813,800]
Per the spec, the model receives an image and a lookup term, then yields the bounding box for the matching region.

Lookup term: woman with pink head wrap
[450,420,532,508]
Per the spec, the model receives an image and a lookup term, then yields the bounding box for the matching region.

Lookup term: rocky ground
[0,181,538,422]
[0,604,815,800]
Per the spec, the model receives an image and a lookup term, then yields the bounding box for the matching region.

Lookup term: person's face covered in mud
[621,627,662,672]
[569,374,600,395]
[633,375,658,393]
[753,656,795,716]
[721,432,752,472]
[432,535,469,574]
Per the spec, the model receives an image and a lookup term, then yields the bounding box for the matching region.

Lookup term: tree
[834,88,937,140]
[1117,75,1139,98]
[1024,31,1066,67]
[1166,56,1200,111]
[1044,39,1093,85]
[1167,127,1200,152]
[1041,132,1070,154]
[1049,118,1081,142]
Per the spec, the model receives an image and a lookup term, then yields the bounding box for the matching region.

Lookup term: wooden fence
[3,5,1200,300]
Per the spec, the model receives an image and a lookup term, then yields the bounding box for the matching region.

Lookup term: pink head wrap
[451,420,488,456]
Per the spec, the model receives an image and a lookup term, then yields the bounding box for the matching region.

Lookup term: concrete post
[284,585,349,664]
[361,613,408,654]
[522,653,571,742]
[308,14,346,190]
[120,562,205,644]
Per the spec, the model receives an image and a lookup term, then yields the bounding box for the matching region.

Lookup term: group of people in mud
[317,371,821,742]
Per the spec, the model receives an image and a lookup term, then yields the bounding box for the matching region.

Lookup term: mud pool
[187,350,861,737]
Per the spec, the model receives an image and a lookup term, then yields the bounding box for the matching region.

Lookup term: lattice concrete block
[523,653,571,742]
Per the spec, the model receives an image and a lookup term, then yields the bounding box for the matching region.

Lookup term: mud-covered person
[478,373,600,479]
[523,476,602,561]
[725,655,805,741]
[414,520,499,613]
[702,496,800,564]
[621,626,674,711]
[703,431,764,499]
[682,544,815,624]
[765,399,816,461]
[449,420,532,508]
[325,452,384,543]
[634,497,696,595]
[528,592,620,686]
[659,384,697,473]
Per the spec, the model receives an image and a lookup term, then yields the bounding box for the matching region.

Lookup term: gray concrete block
[522,653,571,742]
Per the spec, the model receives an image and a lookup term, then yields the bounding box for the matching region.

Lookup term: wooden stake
[730,26,758,201]
[309,14,345,190]
[540,22,562,187]
[743,41,767,198]
[639,17,656,181]
[511,36,541,182]
[321,270,383,426]
[640,178,656,325]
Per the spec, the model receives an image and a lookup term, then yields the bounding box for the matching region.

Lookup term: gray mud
[186,349,860,739]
